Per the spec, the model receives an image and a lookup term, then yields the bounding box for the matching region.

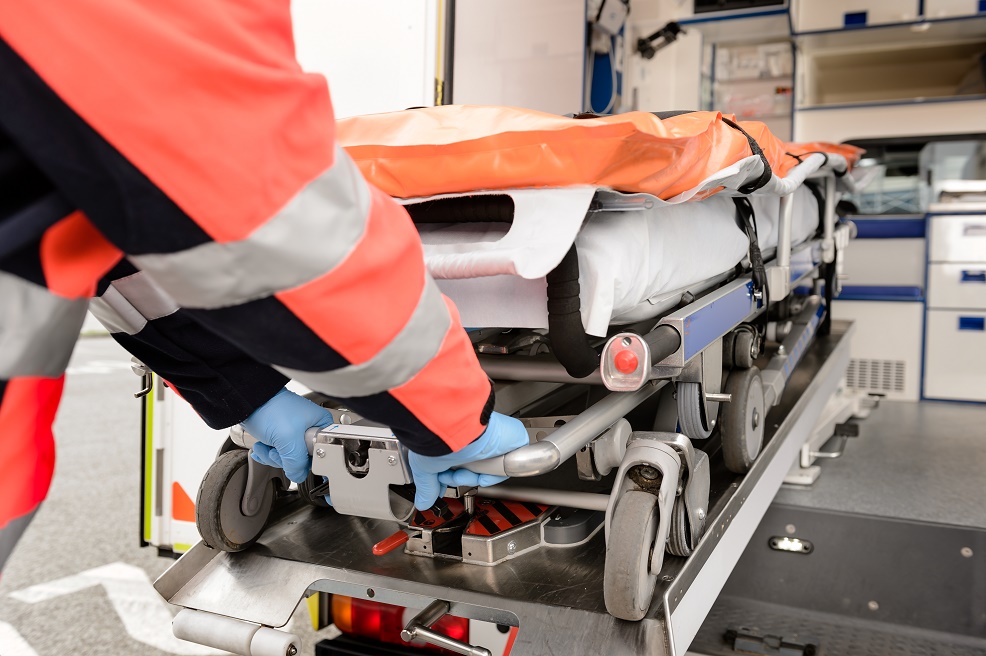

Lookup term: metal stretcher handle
[401,600,492,656]
[466,379,667,477]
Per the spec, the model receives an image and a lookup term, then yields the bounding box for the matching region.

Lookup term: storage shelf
[794,14,986,52]
[797,35,986,109]
[793,96,986,143]
[715,75,793,85]
[797,94,986,112]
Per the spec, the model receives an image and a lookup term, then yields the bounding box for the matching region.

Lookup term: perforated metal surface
[693,597,986,656]
[845,357,905,393]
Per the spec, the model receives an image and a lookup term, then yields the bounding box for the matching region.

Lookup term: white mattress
[416,186,819,336]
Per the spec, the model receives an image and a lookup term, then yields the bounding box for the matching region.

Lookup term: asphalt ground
[0,337,328,656]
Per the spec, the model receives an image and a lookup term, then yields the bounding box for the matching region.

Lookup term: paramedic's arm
[91,260,290,430]
[0,7,494,460]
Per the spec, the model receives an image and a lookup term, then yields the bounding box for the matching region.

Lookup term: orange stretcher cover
[338,105,863,200]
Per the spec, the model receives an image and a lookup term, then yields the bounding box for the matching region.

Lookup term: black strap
[722,117,773,194]
[787,150,848,177]
[802,180,826,239]
[733,197,769,332]
[651,110,698,120]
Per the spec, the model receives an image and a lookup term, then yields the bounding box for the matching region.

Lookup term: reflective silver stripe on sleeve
[0,271,87,379]
[131,146,371,309]
[88,272,179,335]
[276,278,451,397]
[0,509,37,572]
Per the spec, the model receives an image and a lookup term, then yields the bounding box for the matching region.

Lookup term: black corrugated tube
[545,246,599,378]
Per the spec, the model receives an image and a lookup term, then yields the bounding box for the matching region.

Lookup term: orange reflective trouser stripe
[0,377,63,530]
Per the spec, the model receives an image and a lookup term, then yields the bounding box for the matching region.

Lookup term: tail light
[331,595,469,653]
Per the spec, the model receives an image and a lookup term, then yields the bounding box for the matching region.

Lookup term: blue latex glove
[241,388,334,484]
[408,412,529,510]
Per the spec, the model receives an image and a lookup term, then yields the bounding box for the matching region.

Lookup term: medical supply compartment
[925,205,986,402]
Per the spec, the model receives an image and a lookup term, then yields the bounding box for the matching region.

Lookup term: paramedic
[0,2,528,570]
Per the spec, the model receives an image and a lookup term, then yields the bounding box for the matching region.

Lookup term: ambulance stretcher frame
[155,161,858,656]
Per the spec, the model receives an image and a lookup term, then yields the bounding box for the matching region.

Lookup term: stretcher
[156,107,863,656]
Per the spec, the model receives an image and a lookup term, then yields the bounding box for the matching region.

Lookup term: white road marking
[65,360,133,376]
[0,621,39,656]
[9,562,225,655]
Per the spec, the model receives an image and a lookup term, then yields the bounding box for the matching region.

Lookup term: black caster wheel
[195,449,275,552]
[604,490,660,621]
[298,472,331,509]
[720,367,766,474]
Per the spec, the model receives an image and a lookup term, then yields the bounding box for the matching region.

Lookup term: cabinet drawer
[929,215,986,263]
[924,0,986,19]
[842,239,925,288]
[792,0,919,32]
[928,264,986,309]
[924,310,986,402]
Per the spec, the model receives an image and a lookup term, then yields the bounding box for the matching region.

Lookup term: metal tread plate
[692,596,986,656]
[155,324,854,656]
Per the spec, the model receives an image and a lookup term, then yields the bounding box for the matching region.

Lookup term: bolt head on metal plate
[506,541,517,555]
[315,448,325,458]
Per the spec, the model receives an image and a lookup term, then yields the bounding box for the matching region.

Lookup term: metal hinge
[724,628,818,656]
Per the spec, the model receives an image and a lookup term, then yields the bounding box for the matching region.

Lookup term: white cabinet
[929,214,986,263]
[841,239,926,288]
[792,0,919,32]
[925,0,986,19]
[928,263,986,308]
[831,300,923,401]
[924,310,986,401]
[925,214,986,402]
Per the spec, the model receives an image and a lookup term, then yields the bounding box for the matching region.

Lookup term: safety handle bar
[466,379,667,477]
[402,600,492,656]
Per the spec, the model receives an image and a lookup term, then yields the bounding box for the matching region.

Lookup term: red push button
[614,349,639,374]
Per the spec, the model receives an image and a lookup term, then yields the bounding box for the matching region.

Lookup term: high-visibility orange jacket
[0,2,493,561]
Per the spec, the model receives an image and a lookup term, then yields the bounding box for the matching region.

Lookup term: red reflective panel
[339,596,470,654]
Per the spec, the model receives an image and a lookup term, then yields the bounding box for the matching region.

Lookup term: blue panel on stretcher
[682,281,759,361]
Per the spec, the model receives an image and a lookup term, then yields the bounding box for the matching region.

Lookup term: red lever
[614,349,639,374]
[372,529,411,556]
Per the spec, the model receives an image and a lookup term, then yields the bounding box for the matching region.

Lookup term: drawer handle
[961,270,986,283]
[963,224,986,237]
[959,317,985,332]
[843,11,867,27]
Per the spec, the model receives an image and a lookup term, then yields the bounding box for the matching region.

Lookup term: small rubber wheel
[666,498,692,558]
[604,490,660,621]
[196,449,274,552]
[731,330,756,369]
[720,367,766,474]
[677,382,713,440]
[298,472,331,509]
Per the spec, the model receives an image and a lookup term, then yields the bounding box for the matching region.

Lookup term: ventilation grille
[846,358,905,393]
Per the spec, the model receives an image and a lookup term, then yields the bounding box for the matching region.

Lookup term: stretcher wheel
[298,472,331,509]
[720,368,765,474]
[666,498,692,558]
[677,382,713,440]
[196,449,274,552]
[730,330,756,369]
[604,490,660,621]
